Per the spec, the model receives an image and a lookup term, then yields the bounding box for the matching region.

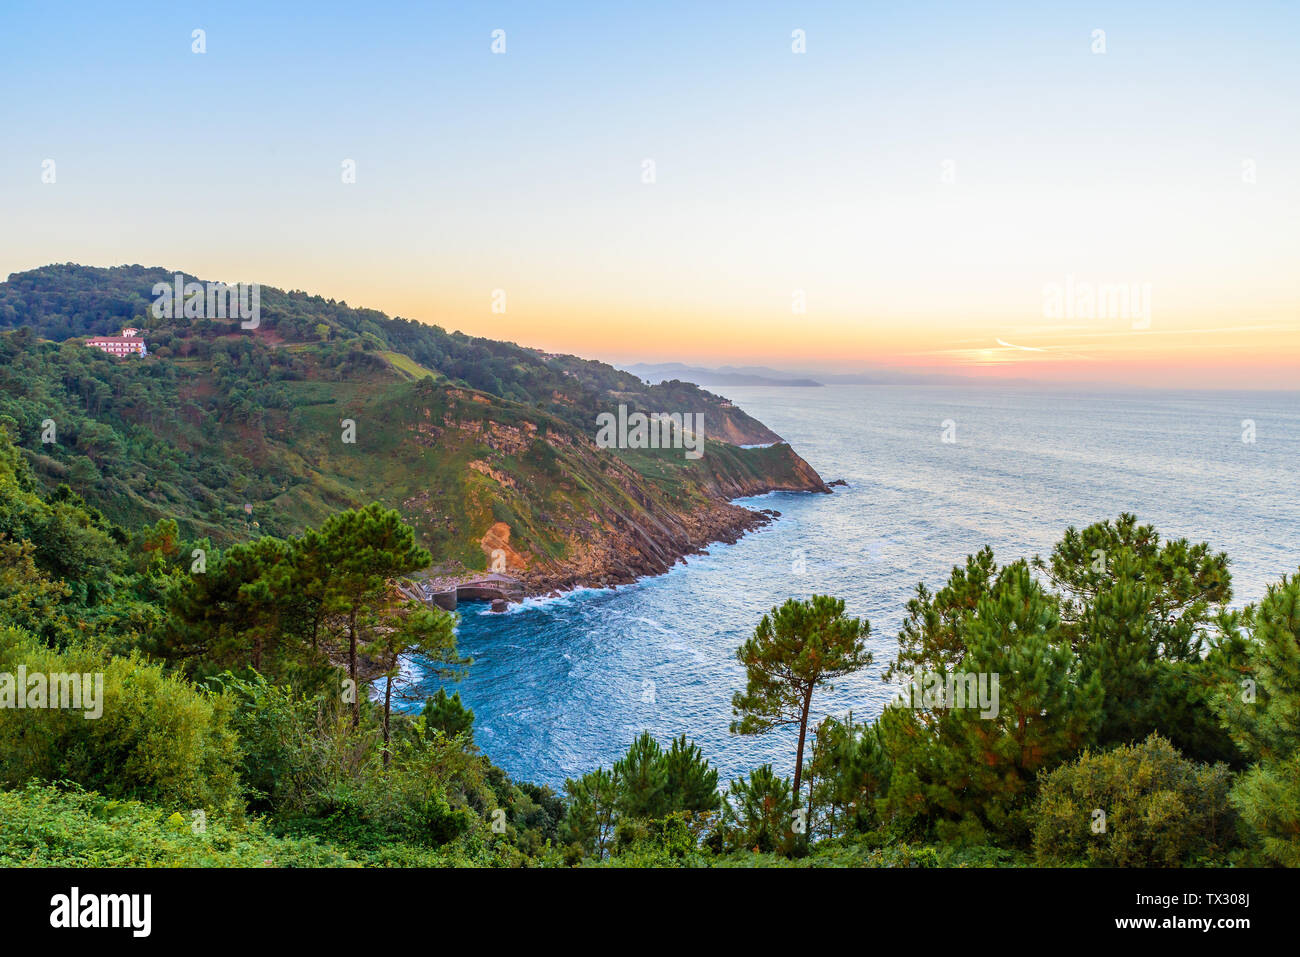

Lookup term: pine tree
[1037,516,1237,761]
[162,535,297,680]
[1034,512,1231,657]
[1217,572,1300,865]
[422,688,475,740]
[807,713,890,839]
[613,731,669,820]
[561,767,619,860]
[663,734,720,813]
[370,599,463,767]
[281,528,335,656]
[884,546,998,682]
[320,503,430,726]
[731,594,870,804]
[722,764,796,854]
[881,562,1101,842]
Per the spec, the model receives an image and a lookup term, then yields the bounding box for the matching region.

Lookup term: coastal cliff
[0,263,831,597]
[394,378,829,595]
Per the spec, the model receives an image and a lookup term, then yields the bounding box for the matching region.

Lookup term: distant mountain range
[623,363,824,387]
[621,361,1029,388]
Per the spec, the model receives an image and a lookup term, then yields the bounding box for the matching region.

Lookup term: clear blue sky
[3,0,1298,384]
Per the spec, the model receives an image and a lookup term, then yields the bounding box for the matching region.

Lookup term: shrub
[208,672,319,813]
[0,628,242,814]
[1032,734,1237,866]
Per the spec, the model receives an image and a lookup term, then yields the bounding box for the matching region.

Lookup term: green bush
[0,628,242,813]
[1217,572,1300,866]
[1032,734,1237,866]
[209,672,321,814]
[598,814,711,867]
[1230,753,1300,867]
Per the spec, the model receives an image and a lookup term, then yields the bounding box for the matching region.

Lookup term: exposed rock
[480,521,528,571]
[468,459,518,488]
[404,383,832,603]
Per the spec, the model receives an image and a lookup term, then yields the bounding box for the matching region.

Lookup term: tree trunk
[792,685,814,803]
[806,764,818,839]
[349,606,359,728]
[382,671,393,769]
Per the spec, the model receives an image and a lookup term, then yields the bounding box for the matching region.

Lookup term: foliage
[807,712,891,839]
[731,594,871,802]
[1217,571,1300,865]
[1036,514,1238,762]
[0,782,513,867]
[663,734,721,814]
[560,731,721,861]
[721,764,797,855]
[0,628,242,813]
[0,782,358,867]
[1032,734,1237,867]
[0,354,1290,871]
[885,546,998,682]
[880,561,1101,844]
[421,688,475,740]
[561,767,619,861]
[0,265,793,568]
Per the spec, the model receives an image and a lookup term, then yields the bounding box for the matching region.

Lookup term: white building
[85,329,147,357]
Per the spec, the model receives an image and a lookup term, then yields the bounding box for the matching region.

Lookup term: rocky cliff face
[395,380,830,596]
[512,500,778,593]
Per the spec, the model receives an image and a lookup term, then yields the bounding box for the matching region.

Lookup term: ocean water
[406,385,1300,789]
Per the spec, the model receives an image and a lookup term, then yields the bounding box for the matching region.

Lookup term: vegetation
[730,595,871,803]
[559,732,720,862]
[2,389,1295,866]
[0,265,1294,868]
[1215,572,1300,865]
[1032,734,1236,867]
[0,265,790,556]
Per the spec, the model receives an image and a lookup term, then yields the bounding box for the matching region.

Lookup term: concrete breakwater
[398,572,525,612]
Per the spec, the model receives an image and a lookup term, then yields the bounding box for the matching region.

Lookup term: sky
[2,0,1298,388]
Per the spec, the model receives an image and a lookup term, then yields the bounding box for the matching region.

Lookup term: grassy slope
[1,334,822,579]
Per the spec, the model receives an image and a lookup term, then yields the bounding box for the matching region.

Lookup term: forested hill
[0,264,827,592]
[0,264,779,444]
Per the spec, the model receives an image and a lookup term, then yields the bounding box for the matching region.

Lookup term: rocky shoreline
[412,486,839,612]
[410,437,840,611]
[504,481,840,605]
[516,500,785,597]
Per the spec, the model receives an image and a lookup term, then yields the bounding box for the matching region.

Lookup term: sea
[405,384,1300,789]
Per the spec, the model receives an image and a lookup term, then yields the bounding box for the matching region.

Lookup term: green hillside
[0,264,825,586]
